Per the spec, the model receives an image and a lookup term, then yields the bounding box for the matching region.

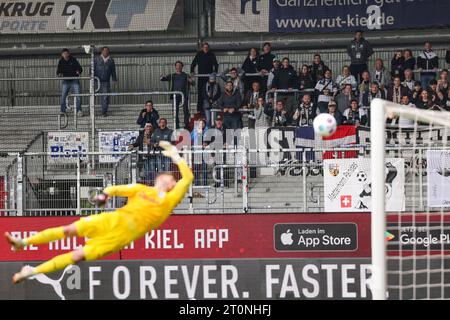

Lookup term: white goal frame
[370,98,450,300]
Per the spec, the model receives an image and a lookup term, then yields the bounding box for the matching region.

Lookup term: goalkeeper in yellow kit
[5,141,194,284]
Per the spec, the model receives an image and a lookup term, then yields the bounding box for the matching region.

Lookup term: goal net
[370,98,450,300]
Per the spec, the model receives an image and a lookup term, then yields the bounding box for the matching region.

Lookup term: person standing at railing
[57,48,83,117]
[137,100,159,129]
[221,67,244,97]
[309,54,329,84]
[446,47,450,64]
[315,69,337,114]
[257,42,276,94]
[391,50,405,81]
[428,80,446,107]
[360,82,385,125]
[346,30,374,84]
[128,123,154,183]
[438,69,449,93]
[94,46,117,117]
[271,57,297,120]
[411,81,423,105]
[161,61,194,129]
[292,94,316,127]
[324,101,343,126]
[203,74,222,126]
[402,69,415,92]
[387,76,410,104]
[267,58,281,91]
[403,49,416,77]
[242,47,261,95]
[190,42,219,115]
[218,81,242,130]
[417,42,439,89]
[264,100,289,127]
[150,118,174,183]
[371,58,391,92]
[297,64,315,92]
[335,84,355,114]
[191,118,209,197]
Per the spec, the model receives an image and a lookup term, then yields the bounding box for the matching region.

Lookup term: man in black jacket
[347,30,374,83]
[447,47,450,64]
[271,57,297,120]
[136,100,160,129]
[190,43,219,114]
[149,118,174,182]
[161,61,193,129]
[57,48,83,116]
[417,42,439,89]
[257,42,276,93]
[310,54,329,83]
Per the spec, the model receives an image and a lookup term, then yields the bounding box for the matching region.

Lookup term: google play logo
[386,231,395,241]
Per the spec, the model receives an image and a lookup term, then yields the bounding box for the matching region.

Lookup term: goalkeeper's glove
[159,141,182,164]
[93,192,109,207]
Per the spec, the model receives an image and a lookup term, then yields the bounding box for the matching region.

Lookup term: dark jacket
[329,110,344,126]
[446,50,450,64]
[310,61,329,83]
[242,56,260,75]
[417,51,439,75]
[94,56,117,82]
[387,85,410,102]
[347,37,374,65]
[272,66,297,90]
[243,90,263,107]
[132,131,153,152]
[391,56,405,79]
[257,52,276,72]
[218,90,242,111]
[57,56,83,78]
[264,103,289,127]
[190,51,219,74]
[161,72,190,94]
[151,127,174,150]
[404,57,416,72]
[137,108,160,129]
[298,72,315,90]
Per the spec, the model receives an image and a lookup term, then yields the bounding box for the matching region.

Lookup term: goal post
[370,98,450,300]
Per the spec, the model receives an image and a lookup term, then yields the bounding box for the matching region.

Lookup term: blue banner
[216,0,450,33]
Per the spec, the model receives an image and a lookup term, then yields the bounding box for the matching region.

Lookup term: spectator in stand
[391,50,405,81]
[343,99,368,126]
[137,100,159,129]
[267,58,281,91]
[264,100,289,127]
[129,123,154,182]
[428,80,446,106]
[438,69,449,92]
[360,82,385,126]
[402,69,415,92]
[223,67,244,96]
[360,82,386,110]
[416,90,434,110]
[297,64,315,92]
[411,81,423,104]
[203,74,221,126]
[248,97,269,129]
[271,57,297,119]
[94,46,117,117]
[218,80,242,130]
[387,76,410,104]
[347,30,374,83]
[160,60,193,129]
[57,48,83,117]
[315,69,337,113]
[417,42,439,89]
[310,54,329,83]
[149,118,174,181]
[446,87,450,110]
[397,95,416,128]
[243,81,263,128]
[371,58,391,91]
[358,71,371,100]
[447,47,450,64]
[336,66,358,92]
[326,101,344,126]
[190,42,219,114]
[335,84,355,114]
[403,49,416,75]
[292,94,316,127]
[242,47,261,95]
[191,118,209,195]
[257,42,276,93]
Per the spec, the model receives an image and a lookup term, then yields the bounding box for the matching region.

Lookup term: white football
[313,113,337,137]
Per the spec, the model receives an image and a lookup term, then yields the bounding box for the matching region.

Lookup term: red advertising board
[0,213,371,261]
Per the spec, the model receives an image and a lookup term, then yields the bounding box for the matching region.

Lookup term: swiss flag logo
[340,195,352,208]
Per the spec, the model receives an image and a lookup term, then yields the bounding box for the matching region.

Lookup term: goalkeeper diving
[5,141,194,284]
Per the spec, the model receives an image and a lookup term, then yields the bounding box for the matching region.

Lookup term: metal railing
[1,143,449,217]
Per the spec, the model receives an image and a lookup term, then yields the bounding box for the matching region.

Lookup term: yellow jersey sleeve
[166,159,194,207]
[104,184,145,198]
